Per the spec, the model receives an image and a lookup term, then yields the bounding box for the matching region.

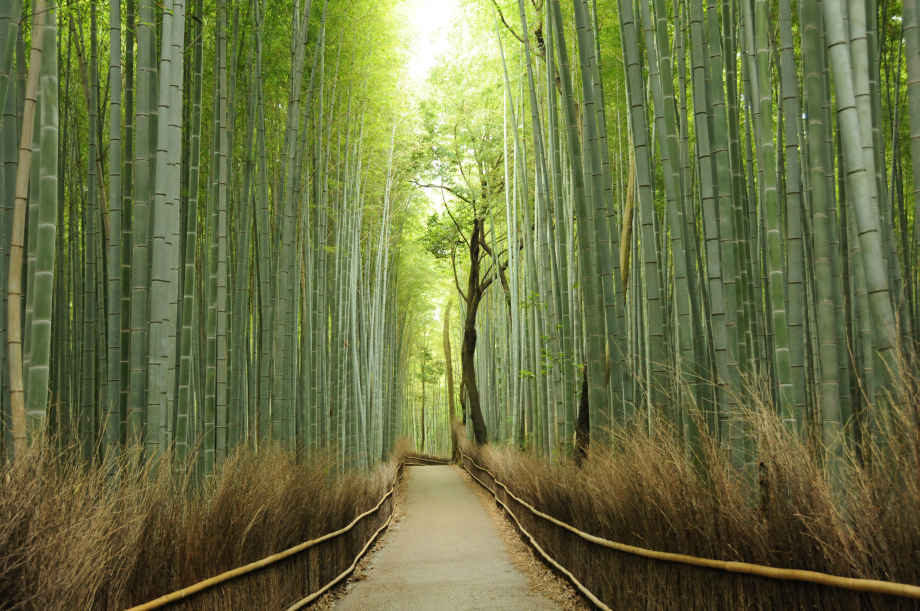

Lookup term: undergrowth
[460,383,920,610]
[0,437,409,610]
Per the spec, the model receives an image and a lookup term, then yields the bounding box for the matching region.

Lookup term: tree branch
[412,180,473,205]
[491,0,525,43]
[441,194,471,250]
[451,246,468,303]
[480,238,513,299]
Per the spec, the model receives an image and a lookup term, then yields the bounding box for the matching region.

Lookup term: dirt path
[333,465,560,611]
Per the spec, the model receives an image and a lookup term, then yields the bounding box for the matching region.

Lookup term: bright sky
[408,0,461,83]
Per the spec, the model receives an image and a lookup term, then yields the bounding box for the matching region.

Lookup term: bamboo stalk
[7,0,46,456]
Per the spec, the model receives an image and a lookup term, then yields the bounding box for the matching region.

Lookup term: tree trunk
[459,381,467,424]
[420,375,426,452]
[461,219,488,445]
[461,306,487,445]
[443,302,458,460]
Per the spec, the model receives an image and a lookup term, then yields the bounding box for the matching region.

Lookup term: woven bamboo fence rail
[126,461,405,611]
[459,451,920,608]
[403,455,451,466]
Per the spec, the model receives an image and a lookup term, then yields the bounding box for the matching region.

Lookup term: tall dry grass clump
[461,380,920,610]
[0,438,407,610]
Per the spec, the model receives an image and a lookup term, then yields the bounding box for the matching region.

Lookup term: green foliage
[417,346,444,385]
[413,11,508,215]
[421,211,461,260]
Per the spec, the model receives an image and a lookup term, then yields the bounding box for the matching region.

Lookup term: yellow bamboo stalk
[459,452,920,601]
[8,0,46,456]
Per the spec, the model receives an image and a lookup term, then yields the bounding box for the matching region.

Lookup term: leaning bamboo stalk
[229,10,251,450]
[255,3,272,442]
[515,0,565,453]
[684,0,737,433]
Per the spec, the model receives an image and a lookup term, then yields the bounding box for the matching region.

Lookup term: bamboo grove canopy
[1,0,919,480]
[418,0,918,477]
[0,0,421,476]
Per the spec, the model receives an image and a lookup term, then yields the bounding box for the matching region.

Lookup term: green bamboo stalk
[802,0,846,461]
[146,0,178,460]
[203,7,223,475]
[104,0,124,458]
[80,1,101,462]
[120,0,135,443]
[0,1,22,150]
[129,0,155,444]
[778,0,808,435]
[22,49,39,415]
[747,0,798,428]
[904,0,920,359]
[25,0,56,441]
[576,0,629,433]
[255,6,271,441]
[233,22,256,450]
[175,0,203,466]
[215,3,229,463]
[550,0,608,448]
[821,0,902,426]
[687,0,740,449]
[642,0,700,449]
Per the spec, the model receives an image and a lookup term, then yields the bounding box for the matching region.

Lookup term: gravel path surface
[458,467,593,611]
[332,465,560,611]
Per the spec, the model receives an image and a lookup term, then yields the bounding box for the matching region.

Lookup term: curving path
[333,465,560,611]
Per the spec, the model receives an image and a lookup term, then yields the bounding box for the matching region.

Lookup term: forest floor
[328,465,564,610]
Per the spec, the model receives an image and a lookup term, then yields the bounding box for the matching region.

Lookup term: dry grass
[460,390,920,610]
[0,437,408,610]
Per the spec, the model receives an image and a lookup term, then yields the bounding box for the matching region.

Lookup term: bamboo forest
[0,0,919,608]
